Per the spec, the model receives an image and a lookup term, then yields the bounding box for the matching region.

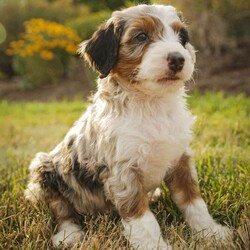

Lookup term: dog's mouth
[157,76,180,83]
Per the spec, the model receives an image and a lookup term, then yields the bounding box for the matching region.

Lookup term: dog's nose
[167,52,185,73]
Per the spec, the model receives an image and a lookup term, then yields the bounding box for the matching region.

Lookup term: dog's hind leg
[48,195,84,247]
[25,152,84,247]
[105,163,171,250]
[24,152,53,203]
[165,152,231,240]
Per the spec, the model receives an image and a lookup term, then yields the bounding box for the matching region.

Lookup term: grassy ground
[0,92,249,249]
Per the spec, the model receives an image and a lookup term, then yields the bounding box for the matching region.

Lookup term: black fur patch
[40,162,107,198]
[73,160,106,193]
[41,168,74,197]
[85,22,124,78]
[179,27,189,47]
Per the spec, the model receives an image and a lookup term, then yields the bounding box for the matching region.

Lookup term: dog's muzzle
[167,52,185,73]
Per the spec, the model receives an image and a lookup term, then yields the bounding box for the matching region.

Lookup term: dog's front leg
[165,152,231,240]
[105,163,171,250]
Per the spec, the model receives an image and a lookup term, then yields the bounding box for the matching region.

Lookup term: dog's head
[79,4,196,94]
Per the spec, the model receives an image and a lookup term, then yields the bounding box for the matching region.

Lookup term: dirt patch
[195,66,250,95]
[191,49,250,95]
[0,78,92,102]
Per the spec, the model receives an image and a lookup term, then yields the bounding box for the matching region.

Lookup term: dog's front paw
[122,211,172,250]
[125,236,171,250]
[52,221,84,247]
[201,224,232,241]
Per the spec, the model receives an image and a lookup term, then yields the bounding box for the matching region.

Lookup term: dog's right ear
[79,20,123,78]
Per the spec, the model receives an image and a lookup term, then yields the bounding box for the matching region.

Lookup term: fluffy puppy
[25,4,231,249]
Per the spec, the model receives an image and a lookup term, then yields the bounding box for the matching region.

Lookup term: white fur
[114,88,195,192]
[132,6,195,96]
[52,220,84,247]
[151,4,179,25]
[181,198,231,239]
[25,4,230,250]
[24,182,43,203]
[119,4,178,26]
[122,210,171,250]
[137,41,194,86]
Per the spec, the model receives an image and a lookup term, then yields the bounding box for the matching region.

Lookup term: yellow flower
[10,40,25,50]
[6,48,14,56]
[65,44,77,54]
[40,50,54,60]
[6,18,81,60]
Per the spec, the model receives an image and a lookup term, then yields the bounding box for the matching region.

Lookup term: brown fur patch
[120,193,148,219]
[165,154,201,205]
[119,168,148,219]
[105,164,148,219]
[171,21,185,32]
[112,16,164,82]
[48,195,83,225]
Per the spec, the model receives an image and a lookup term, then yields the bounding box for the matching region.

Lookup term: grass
[0,92,249,249]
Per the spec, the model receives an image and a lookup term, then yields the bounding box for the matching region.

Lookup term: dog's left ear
[79,20,123,78]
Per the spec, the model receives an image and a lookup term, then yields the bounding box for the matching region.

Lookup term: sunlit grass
[0,92,249,249]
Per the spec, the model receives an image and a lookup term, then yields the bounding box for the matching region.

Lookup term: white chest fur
[114,91,195,191]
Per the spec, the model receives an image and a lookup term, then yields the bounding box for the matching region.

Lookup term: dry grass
[0,92,249,249]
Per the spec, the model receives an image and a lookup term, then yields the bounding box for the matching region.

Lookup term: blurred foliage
[73,0,151,12]
[67,11,111,40]
[7,19,80,59]
[0,0,88,78]
[156,0,250,54]
[0,0,249,87]
[6,18,81,88]
[12,55,65,89]
[73,0,127,12]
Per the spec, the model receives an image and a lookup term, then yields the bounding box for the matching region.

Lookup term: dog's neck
[97,75,186,98]
[92,76,188,117]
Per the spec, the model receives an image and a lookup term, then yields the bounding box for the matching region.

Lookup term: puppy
[25,4,231,249]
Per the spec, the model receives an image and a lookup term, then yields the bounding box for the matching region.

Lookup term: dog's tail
[24,152,54,203]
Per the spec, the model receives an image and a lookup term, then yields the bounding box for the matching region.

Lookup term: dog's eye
[179,28,189,47]
[135,32,148,42]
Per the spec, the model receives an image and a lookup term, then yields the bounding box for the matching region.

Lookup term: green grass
[0,92,249,249]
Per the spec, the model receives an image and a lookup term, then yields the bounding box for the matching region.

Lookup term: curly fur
[25,4,231,249]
